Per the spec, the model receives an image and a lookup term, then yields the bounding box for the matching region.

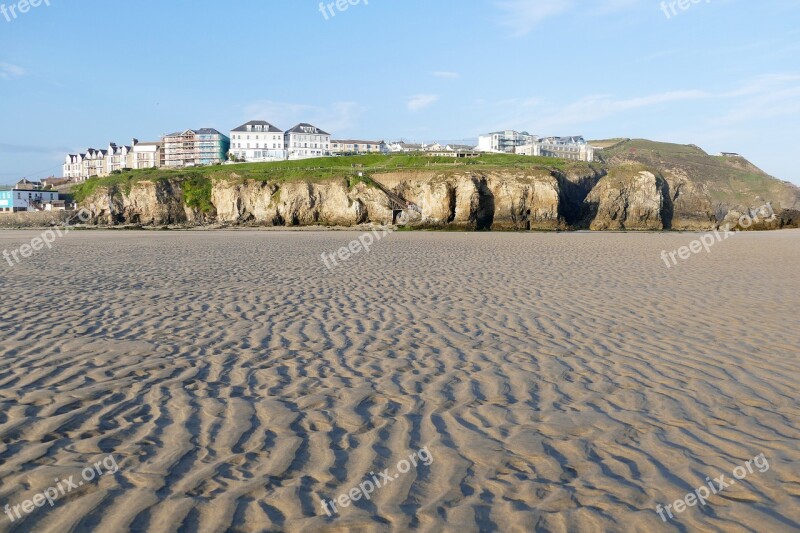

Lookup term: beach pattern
[0,230,798,532]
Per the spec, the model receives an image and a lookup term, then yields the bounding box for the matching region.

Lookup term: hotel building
[285,123,330,160]
[229,121,287,162]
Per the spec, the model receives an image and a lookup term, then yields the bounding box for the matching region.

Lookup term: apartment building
[477,130,537,153]
[229,121,287,162]
[285,123,330,160]
[163,128,230,167]
[330,139,388,155]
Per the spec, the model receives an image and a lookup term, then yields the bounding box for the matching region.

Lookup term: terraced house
[329,139,388,155]
[163,128,230,168]
[63,139,163,181]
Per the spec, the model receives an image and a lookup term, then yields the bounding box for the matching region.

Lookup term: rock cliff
[81,168,605,230]
[76,152,795,231]
[581,166,666,230]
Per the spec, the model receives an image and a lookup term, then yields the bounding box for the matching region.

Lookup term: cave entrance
[475,178,495,231]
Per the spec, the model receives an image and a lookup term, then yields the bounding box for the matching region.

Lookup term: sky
[1,0,799,184]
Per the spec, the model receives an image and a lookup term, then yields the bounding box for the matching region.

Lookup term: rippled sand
[0,229,798,532]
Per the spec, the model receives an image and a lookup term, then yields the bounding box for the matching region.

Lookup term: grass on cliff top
[71,153,594,202]
[598,138,798,206]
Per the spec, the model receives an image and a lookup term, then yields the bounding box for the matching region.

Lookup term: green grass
[182,176,214,213]
[69,153,595,200]
[597,139,797,207]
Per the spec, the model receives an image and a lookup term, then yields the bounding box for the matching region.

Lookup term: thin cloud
[0,62,26,80]
[495,0,571,37]
[473,74,800,143]
[240,100,362,133]
[495,0,641,36]
[0,142,72,154]
[407,94,439,111]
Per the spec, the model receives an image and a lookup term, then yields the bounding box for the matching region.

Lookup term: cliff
[81,168,601,231]
[73,147,800,231]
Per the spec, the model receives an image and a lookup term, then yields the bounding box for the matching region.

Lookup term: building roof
[539,136,587,145]
[195,128,225,136]
[165,128,226,137]
[286,123,330,135]
[231,120,283,133]
[332,139,385,145]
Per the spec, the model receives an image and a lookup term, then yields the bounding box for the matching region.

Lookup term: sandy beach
[0,229,798,532]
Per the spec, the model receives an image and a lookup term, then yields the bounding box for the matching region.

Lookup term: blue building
[0,181,59,212]
[163,128,230,167]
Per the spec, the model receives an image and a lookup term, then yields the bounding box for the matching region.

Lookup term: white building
[83,148,107,179]
[64,149,105,181]
[106,143,134,174]
[477,130,537,153]
[132,139,163,169]
[330,140,388,155]
[285,123,331,160]
[516,143,541,157]
[387,142,424,152]
[63,154,84,180]
[0,182,59,213]
[477,130,594,162]
[537,136,594,162]
[229,121,287,162]
[64,138,162,181]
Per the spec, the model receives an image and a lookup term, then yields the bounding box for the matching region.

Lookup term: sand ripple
[0,230,798,532]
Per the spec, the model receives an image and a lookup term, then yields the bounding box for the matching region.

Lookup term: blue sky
[1,0,799,184]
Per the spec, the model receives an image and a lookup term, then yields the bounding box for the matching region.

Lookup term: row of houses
[62,122,595,181]
[477,130,595,162]
[63,121,346,181]
[64,129,232,181]
[0,179,64,213]
[63,139,168,181]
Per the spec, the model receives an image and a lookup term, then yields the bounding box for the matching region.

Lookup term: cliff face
[375,170,569,230]
[212,179,387,227]
[82,168,602,230]
[85,180,195,226]
[76,162,788,231]
[581,168,666,230]
[662,170,716,230]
